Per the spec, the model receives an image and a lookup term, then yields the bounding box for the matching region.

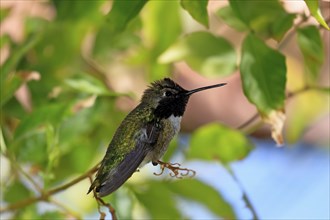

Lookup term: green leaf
[0,74,23,107]
[53,0,104,22]
[286,91,329,144]
[15,103,70,138]
[11,205,40,220]
[240,34,286,114]
[106,0,148,33]
[216,6,248,31]
[0,34,11,48]
[188,123,253,164]
[180,0,209,28]
[142,1,181,55]
[316,87,330,93]
[159,31,236,77]
[141,0,182,80]
[4,181,32,203]
[168,179,236,219]
[271,13,296,41]
[93,17,142,59]
[65,76,115,96]
[1,71,40,107]
[0,33,41,83]
[304,0,330,30]
[297,25,324,83]
[229,0,295,40]
[0,7,11,23]
[132,181,182,218]
[0,127,6,153]
[45,123,60,181]
[40,211,66,219]
[15,133,48,165]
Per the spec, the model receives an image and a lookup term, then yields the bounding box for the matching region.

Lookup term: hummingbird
[88,78,226,197]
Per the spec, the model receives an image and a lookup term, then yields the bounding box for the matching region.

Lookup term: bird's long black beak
[184,83,227,96]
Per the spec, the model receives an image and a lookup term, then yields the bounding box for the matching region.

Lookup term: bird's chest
[167,114,182,136]
[156,115,182,152]
[144,115,182,163]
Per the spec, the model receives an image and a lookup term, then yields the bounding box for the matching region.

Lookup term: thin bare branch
[88,176,117,220]
[0,164,99,213]
[15,161,43,193]
[277,13,309,51]
[237,113,260,130]
[237,86,329,132]
[228,167,259,220]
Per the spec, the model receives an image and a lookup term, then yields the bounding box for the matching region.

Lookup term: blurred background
[1,0,329,219]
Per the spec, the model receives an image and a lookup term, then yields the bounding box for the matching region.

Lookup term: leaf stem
[2,132,43,194]
[228,167,259,220]
[277,13,309,51]
[287,85,330,98]
[237,112,260,131]
[13,159,43,193]
[237,85,329,132]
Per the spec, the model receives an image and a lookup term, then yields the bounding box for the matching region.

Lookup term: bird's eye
[164,91,173,97]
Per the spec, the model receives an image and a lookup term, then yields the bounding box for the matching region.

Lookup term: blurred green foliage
[0,0,328,219]
[229,0,295,41]
[159,31,237,77]
[180,0,209,28]
[297,25,324,83]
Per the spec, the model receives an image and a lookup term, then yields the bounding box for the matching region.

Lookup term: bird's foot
[153,160,196,178]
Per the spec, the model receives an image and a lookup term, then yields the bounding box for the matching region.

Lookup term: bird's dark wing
[95,121,161,197]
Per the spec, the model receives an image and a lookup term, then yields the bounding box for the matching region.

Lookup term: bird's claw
[153,160,196,178]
